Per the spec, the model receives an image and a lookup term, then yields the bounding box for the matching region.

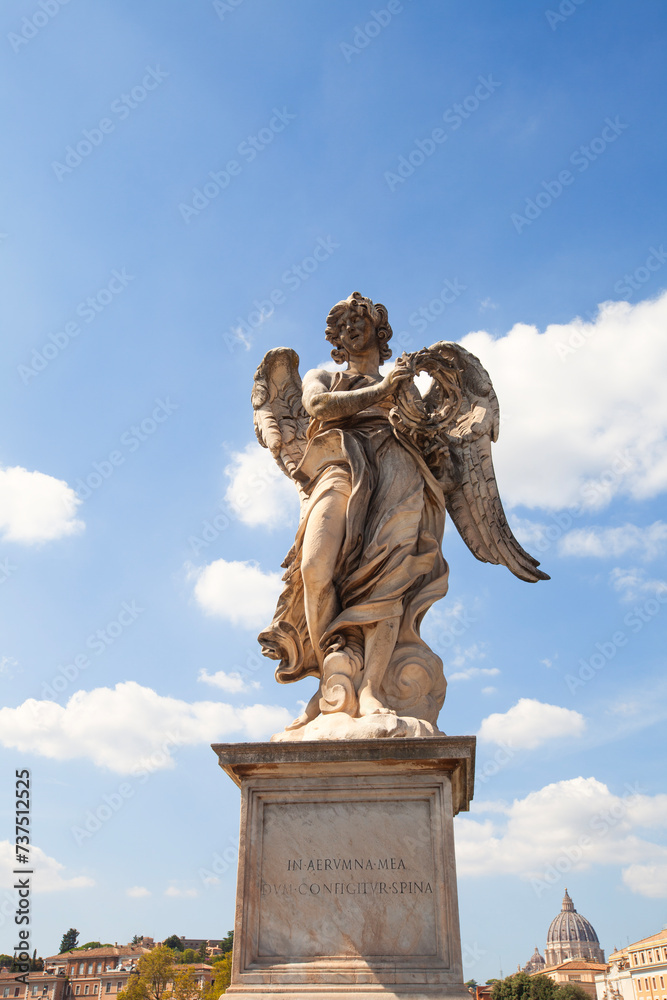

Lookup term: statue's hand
[381,365,414,396]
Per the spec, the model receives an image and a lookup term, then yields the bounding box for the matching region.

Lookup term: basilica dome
[544,889,605,966]
[523,947,546,974]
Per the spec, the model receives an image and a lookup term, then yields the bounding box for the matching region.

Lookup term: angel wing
[251,347,309,490]
[424,341,549,583]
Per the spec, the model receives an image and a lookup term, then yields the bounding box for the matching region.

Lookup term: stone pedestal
[212,737,475,1000]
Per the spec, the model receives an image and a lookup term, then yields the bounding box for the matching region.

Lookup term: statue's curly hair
[325,291,393,365]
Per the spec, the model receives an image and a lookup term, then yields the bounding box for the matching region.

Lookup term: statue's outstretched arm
[302,367,412,421]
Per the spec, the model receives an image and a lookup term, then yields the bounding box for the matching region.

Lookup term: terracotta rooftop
[538,961,608,973]
[44,947,148,962]
[628,930,667,949]
[0,972,65,981]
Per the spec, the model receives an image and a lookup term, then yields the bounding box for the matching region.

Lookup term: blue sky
[1,0,666,980]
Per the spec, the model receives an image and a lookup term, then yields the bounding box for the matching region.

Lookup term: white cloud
[449,666,499,682]
[449,643,487,670]
[608,700,641,717]
[510,516,551,549]
[481,686,498,695]
[456,777,667,889]
[609,566,667,603]
[165,886,198,898]
[229,325,251,350]
[424,600,467,628]
[0,656,18,677]
[198,668,260,693]
[559,522,667,560]
[622,864,667,898]
[0,841,94,892]
[224,443,298,529]
[126,886,151,898]
[0,465,84,543]
[459,291,667,510]
[190,558,282,629]
[421,600,478,656]
[0,681,293,773]
[478,698,585,749]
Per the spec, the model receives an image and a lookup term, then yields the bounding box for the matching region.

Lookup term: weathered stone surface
[258,797,438,959]
[213,737,475,1000]
[270,712,443,742]
[250,291,547,740]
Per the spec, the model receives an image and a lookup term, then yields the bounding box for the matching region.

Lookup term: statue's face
[336,308,376,355]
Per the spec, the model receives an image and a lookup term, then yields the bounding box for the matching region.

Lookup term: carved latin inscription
[286,856,407,870]
[256,799,439,959]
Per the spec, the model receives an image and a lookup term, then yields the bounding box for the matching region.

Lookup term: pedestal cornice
[212,735,475,814]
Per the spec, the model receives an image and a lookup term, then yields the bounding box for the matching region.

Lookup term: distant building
[536,959,608,998]
[474,986,493,1000]
[627,928,667,1000]
[594,947,634,1000]
[174,966,214,990]
[595,928,667,1000]
[522,888,605,985]
[176,941,223,955]
[0,968,68,1000]
[42,943,149,998]
[519,889,606,997]
[545,890,605,965]
[40,945,214,999]
[523,948,546,974]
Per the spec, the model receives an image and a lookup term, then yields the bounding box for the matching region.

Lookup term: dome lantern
[562,889,574,912]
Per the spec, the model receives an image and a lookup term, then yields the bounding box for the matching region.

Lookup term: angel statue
[252,292,548,741]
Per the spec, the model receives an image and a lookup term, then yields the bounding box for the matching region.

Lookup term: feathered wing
[251,347,309,498]
[426,341,549,583]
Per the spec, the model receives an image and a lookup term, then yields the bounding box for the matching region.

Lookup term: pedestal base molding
[212,737,475,1000]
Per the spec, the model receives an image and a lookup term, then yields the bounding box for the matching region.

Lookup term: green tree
[491,973,560,1000]
[202,956,232,999]
[163,937,184,953]
[466,981,479,989]
[119,947,175,1000]
[196,943,207,962]
[491,976,510,1000]
[492,973,546,1000]
[178,951,198,965]
[554,985,591,1000]
[218,933,233,956]
[531,976,558,1000]
[132,937,142,946]
[59,930,79,954]
[171,969,202,1000]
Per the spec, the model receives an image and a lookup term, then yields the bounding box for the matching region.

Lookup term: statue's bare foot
[284,711,311,731]
[358,689,395,716]
[285,690,321,730]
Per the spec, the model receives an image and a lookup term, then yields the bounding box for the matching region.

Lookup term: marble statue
[252,292,548,740]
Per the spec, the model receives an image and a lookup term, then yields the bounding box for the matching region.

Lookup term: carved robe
[259,371,448,723]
